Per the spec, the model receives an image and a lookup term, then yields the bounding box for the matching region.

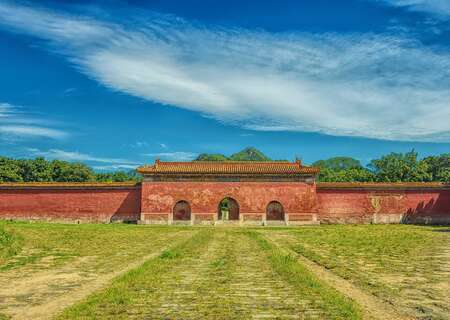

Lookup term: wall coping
[317,182,450,190]
[0,181,449,191]
[0,182,140,190]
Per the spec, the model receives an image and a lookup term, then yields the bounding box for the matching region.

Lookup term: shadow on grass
[431,229,450,232]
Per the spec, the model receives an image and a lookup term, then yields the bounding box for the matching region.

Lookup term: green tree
[229,147,271,161]
[0,157,23,182]
[195,153,229,161]
[51,160,95,182]
[422,154,450,182]
[95,170,140,182]
[313,157,362,171]
[125,170,143,182]
[369,150,432,182]
[317,167,375,182]
[20,157,53,182]
[195,147,272,161]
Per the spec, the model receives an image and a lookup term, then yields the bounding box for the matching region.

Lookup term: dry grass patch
[0,221,195,319]
[60,229,361,319]
[263,225,450,320]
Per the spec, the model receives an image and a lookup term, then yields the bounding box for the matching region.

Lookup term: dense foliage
[314,151,449,182]
[0,156,141,183]
[196,147,272,161]
[196,148,449,182]
[0,149,448,183]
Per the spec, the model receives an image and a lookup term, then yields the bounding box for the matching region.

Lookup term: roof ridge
[136,160,320,175]
[157,160,297,164]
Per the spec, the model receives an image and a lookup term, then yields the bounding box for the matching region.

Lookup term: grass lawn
[0,222,448,319]
[60,229,361,319]
[0,221,194,319]
[262,225,450,320]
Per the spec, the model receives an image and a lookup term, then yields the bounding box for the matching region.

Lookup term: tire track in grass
[142,229,328,319]
[58,229,215,319]
[1,230,197,320]
[258,232,411,320]
[225,230,325,319]
[60,229,336,319]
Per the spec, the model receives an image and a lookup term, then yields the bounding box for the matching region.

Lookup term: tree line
[0,148,448,183]
[313,151,449,182]
[0,157,141,183]
[196,147,449,183]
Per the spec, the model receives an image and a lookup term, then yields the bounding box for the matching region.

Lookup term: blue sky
[0,0,449,170]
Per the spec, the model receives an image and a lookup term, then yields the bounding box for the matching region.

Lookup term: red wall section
[0,182,448,224]
[317,188,450,224]
[403,190,450,223]
[140,181,317,215]
[0,186,140,222]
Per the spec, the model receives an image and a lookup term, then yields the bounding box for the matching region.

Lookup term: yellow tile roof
[317,182,449,189]
[137,160,319,175]
[0,182,138,188]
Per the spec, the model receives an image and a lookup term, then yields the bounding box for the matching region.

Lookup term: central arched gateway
[173,200,191,221]
[138,160,320,225]
[218,197,239,221]
[266,201,285,221]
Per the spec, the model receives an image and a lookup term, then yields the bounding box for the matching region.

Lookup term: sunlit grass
[0,221,190,271]
[58,229,213,319]
[262,224,450,319]
[247,230,362,320]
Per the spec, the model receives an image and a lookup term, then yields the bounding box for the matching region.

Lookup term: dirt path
[264,234,412,320]
[0,231,195,320]
[132,229,324,319]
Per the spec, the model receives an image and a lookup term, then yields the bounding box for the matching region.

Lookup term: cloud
[27,148,140,165]
[144,152,197,161]
[129,141,149,148]
[93,164,138,170]
[1,3,450,142]
[62,87,77,96]
[378,0,450,18]
[0,125,67,139]
[0,103,68,140]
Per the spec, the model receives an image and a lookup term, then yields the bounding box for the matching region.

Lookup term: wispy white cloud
[0,125,67,139]
[129,141,149,148]
[0,102,68,140]
[62,87,77,96]
[144,152,197,161]
[378,0,450,18]
[1,2,450,142]
[27,148,140,165]
[92,164,138,170]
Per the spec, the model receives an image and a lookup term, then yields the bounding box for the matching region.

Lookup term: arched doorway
[266,201,284,221]
[218,197,239,221]
[173,200,191,221]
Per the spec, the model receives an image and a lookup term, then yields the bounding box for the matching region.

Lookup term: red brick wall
[140,181,317,219]
[0,186,140,222]
[0,182,448,224]
[317,188,450,224]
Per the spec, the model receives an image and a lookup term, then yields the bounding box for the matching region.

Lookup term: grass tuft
[246,230,363,320]
[57,229,213,319]
[0,223,22,265]
[160,249,181,259]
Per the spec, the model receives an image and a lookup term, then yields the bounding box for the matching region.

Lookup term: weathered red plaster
[0,187,140,222]
[317,188,450,224]
[0,182,449,224]
[140,181,317,217]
